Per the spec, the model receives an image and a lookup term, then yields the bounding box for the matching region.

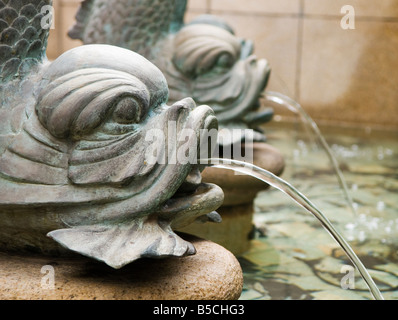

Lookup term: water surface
[239,122,398,300]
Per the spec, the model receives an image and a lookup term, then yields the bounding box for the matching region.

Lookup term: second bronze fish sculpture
[69,0,273,146]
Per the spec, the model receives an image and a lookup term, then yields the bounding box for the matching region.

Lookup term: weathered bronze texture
[69,0,274,146]
[0,0,224,269]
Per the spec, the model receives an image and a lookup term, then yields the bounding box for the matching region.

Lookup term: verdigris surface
[0,0,224,269]
[69,0,273,145]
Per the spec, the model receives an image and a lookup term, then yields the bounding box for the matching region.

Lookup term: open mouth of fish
[159,163,224,229]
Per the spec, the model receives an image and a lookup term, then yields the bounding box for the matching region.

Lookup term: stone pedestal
[179,143,285,255]
[0,234,243,300]
[180,204,255,255]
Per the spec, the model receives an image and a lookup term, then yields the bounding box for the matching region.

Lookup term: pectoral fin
[47,218,196,269]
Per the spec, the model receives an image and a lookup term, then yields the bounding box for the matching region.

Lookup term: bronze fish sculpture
[69,0,273,146]
[0,0,224,269]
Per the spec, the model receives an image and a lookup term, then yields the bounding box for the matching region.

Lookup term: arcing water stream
[201,158,384,300]
[262,91,357,217]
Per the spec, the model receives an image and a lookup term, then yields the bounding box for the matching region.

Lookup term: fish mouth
[146,99,224,228]
[159,164,224,230]
[162,102,224,227]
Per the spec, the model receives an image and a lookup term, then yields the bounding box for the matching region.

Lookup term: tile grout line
[207,9,398,23]
[209,9,301,19]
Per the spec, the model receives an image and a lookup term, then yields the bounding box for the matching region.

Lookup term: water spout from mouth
[201,157,384,300]
[262,91,357,218]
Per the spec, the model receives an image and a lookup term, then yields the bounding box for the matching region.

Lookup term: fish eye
[216,53,234,68]
[113,97,143,124]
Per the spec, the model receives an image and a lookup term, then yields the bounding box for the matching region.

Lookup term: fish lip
[159,180,224,228]
[159,162,223,220]
[151,99,223,223]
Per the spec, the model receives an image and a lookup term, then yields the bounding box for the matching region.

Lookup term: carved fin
[170,0,188,33]
[47,217,196,269]
[67,0,94,41]
[68,0,188,58]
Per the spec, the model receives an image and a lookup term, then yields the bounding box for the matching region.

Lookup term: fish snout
[189,104,219,163]
[242,55,271,99]
[170,97,197,112]
[258,58,271,90]
[170,98,218,133]
[169,98,218,164]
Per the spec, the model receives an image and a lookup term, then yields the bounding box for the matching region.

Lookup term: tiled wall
[47,0,398,130]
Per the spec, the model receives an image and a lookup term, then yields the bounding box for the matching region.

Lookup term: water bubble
[358,231,366,242]
[359,213,367,223]
[385,149,393,156]
[376,201,385,212]
[351,144,359,152]
[345,223,356,230]
[297,140,308,155]
[368,218,379,231]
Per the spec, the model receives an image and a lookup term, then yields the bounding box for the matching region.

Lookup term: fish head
[34,44,223,225]
[168,17,272,145]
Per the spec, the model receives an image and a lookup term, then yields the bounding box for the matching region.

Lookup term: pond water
[238,121,398,300]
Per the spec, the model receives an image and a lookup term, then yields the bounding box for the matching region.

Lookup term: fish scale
[69,0,186,59]
[0,0,51,81]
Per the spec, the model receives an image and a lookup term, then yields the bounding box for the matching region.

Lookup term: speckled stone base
[0,234,243,300]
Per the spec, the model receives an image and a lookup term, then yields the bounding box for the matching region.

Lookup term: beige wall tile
[44,0,398,128]
[209,13,299,98]
[46,29,59,61]
[304,0,398,18]
[185,0,209,23]
[211,0,300,15]
[46,1,82,59]
[300,18,398,128]
[58,3,83,53]
[46,0,61,60]
[187,0,209,11]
